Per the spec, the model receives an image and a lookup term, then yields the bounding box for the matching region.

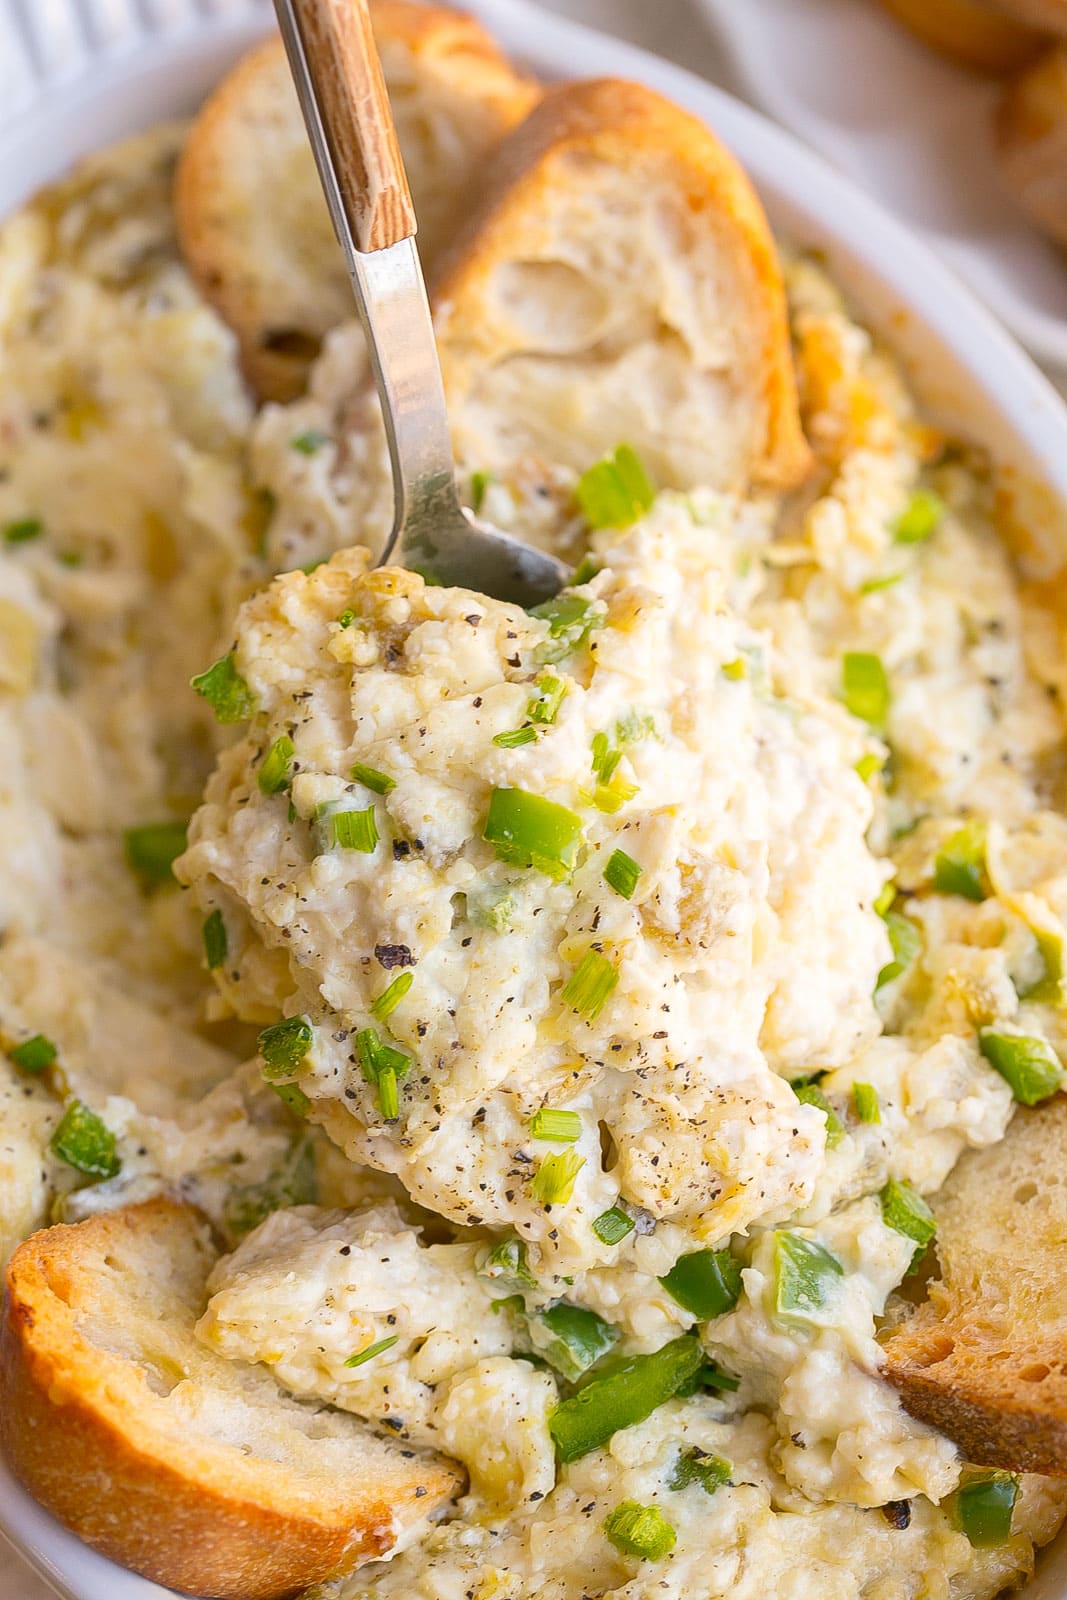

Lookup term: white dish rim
[2,1,1067,1596]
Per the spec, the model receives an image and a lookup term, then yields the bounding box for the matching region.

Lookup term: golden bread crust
[997,43,1067,247]
[175,1,538,402]
[0,1200,461,1600]
[431,77,812,495]
[882,1098,1067,1477]
[874,0,1047,73]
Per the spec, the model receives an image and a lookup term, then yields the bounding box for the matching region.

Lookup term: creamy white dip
[2,126,1067,1600]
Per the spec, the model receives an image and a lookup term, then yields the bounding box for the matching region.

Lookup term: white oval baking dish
[2,2,1067,1597]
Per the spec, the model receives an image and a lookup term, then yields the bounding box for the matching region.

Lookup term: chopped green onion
[50,1100,120,1179]
[483,787,584,881]
[191,652,255,724]
[877,910,921,990]
[591,730,621,783]
[722,657,748,680]
[480,1236,538,1288]
[537,1301,618,1381]
[528,674,568,725]
[467,883,518,933]
[314,800,379,854]
[591,773,639,814]
[674,1359,740,1397]
[880,1178,936,1273]
[842,651,891,728]
[604,848,642,900]
[491,1293,525,1317]
[592,1206,635,1246]
[933,821,989,902]
[604,1501,675,1562]
[659,1247,742,1321]
[859,571,904,595]
[493,726,538,749]
[223,1135,316,1238]
[548,1334,703,1462]
[333,806,379,852]
[530,1149,585,1206]
[124,822,187,885]
[376,1067,401,1121]
[356,1027,411,1120]
[469,469,493,512]
[855,752,885,782]
[668,1447,731,1495]
[772,1232,844,1328]
[291,428,330,455]
[955,1471,1019,1547]
[529,1107,582,1142]
[852,1082,881,1123]
[530,594,603,664]
[371,970,413,1020]
[575,445,655,531]
[202,909,227,970]
[344,1334,399,1368]
[338,608,356,629]
[616,709,656,748]
[258,735,295,795]
[561,949,619,1021]
[351,762,395,795]
[789,1071,826,1091]
[258,1015,313,1080]
[570,554,603,585]
[4,517,42,544]
[271,1082,311,1116]
[894,487,945,545]
[8,1034,57,1074]
[874,882,897,917]
[979,1028,1063,1105]
[357,1031,412,1084]
[793,1083,845,1148]
[1018,924,1066,1006]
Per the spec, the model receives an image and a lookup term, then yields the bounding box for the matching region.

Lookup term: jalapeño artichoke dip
[4,126,1067,1600]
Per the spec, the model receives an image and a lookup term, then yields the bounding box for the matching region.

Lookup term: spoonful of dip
[271,0,569,606]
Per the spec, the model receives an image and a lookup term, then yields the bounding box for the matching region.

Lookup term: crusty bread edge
[0,1201,458,1600]
[174,34,303,401]
[431,76,813,494]
[175,2,540,403]
[874,0,1047,73]
[883,1345,1067,1477]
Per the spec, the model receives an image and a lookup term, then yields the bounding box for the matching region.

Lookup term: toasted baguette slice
[997,44,1067,247]
[874,0,1048,73]
[0,1200,461,1600]
[431,77,811,496]
[176,2,538,402]
[997,0,1067,35]
[882,1096,1067,1475]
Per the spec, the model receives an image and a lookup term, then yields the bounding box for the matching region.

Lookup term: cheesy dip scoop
[179,500,888,1279]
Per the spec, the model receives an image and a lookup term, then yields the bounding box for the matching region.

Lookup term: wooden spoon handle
[283,0,416,252]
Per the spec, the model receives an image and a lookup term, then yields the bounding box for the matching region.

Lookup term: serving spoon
[272,0,568,606]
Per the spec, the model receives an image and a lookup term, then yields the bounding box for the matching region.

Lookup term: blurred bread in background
[998,0,1067,35]
[998,44,1067,247]
[874,0,1048,73]
[176,0,538,401]
[875,0,1067,261]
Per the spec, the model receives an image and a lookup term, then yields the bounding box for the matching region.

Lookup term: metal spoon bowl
[272,0,568,607]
